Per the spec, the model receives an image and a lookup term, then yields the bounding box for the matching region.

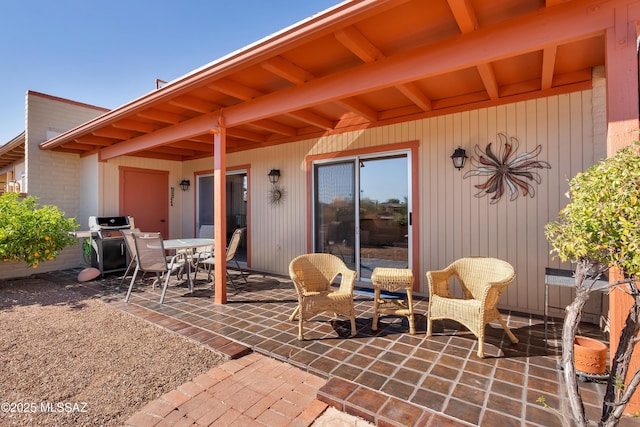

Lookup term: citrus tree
[545,141,640,426]
[0,193,79,268]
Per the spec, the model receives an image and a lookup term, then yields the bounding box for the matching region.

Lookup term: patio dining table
[163,238,214,292]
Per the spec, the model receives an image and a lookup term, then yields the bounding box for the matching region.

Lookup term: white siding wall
[79,154,99,228]
[183,77,605,316]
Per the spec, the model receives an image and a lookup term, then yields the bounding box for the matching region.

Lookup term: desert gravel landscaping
[0,276,227,426]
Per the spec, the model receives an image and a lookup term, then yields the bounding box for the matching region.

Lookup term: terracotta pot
[574,336,607,375]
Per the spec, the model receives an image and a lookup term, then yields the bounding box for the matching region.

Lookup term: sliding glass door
[313,152,410,281]
[196,171,248,259]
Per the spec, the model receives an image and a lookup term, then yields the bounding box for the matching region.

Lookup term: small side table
[371,267,415,334]
[544,267,610,342]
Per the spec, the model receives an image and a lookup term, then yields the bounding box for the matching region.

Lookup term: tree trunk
[562,260,592,426]
[600,280,640,426]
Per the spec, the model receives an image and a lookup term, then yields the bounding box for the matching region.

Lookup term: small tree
[0,193,79,268]
[545,142,640,426]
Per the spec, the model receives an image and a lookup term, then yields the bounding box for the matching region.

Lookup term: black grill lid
[89,216,131,230]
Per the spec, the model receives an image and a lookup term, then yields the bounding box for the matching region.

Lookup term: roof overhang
[0,132,25,170]
[39,0,632,161]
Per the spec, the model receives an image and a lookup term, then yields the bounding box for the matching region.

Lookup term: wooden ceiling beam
[127,152,182,161]
[447,0,478,33]
[226,128,267,143]
[112,119,157,133]
[74,135,114,146]
[541,46,558,89]
[261,55,335,131]
[250,119,296,136]
[499,79,543,97]
[92,127,133,140]
[149,145,195,156]
[169,95,218,113]
[57,142,93,151]
[447,0,500,99]
[335,24,432,113]
[137,109,184,124]
[287,110,334,130]
[334,25,382,62]
[52,147,85,154]
[209,78,262,100]
[224,0,617,127]
[335,97,378,122]
[261,56,314,84]
[2,153,24,161]
[548,68,592,86]
[169,141,213,152]
[396,82,432,111]
[187,135,214,144]
[476,62,500,99]
[99,112,220,160]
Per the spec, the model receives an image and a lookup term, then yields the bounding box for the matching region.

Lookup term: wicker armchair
[288,253,357,340]
[426,257,519,358]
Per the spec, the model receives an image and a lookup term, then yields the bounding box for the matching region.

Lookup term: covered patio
[37,0,639,308]
[23,0,640,421]
[54,268,619,426]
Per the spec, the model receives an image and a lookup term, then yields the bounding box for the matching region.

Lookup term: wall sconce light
[179,179,190,191]
[451,147,467,171]
[268,169,281,184]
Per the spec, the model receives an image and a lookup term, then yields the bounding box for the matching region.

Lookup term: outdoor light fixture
[179,179,190,191]
[451,147,467,171]
[268,169,281,184]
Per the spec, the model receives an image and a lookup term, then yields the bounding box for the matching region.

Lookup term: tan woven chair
[426,257,519,358]
[288,253,357,340]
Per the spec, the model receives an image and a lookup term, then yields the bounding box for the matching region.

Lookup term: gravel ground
[0,276,227,426]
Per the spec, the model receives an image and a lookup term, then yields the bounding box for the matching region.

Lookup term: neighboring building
[0,132,25,196]
[0,91,107,279]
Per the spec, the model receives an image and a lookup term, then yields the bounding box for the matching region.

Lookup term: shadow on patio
[51,267,625,426]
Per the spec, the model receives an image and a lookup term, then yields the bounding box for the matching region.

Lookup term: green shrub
[546,142,640,273]
[0,193,79,268]
[545,141,640,425]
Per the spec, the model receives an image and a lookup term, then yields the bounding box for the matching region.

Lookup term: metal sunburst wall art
[463,133,551,204]
[269,184,285,206]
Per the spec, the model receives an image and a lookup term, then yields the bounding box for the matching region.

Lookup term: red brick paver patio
[44,268,639,426]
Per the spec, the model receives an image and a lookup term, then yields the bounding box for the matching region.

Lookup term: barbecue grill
[88,216,134,275]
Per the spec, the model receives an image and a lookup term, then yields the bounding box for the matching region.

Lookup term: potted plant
[545,141,640,426]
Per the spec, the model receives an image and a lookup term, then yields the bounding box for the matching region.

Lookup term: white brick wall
[0,92,106,279]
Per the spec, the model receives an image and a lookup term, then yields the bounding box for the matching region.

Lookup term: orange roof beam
[261,56,314,84]
[223,0,631,127]
[99,112,220,160]
[447,0,499,99]
[169,95,219,113]
[287,110,334,131]
[541,46,558,90]
[335,25,433,112]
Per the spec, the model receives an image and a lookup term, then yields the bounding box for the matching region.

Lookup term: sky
[0,0,340,144]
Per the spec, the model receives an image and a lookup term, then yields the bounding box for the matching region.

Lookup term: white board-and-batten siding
[217,86,603,318]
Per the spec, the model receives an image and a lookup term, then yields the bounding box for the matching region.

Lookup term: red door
[119,167,169,238]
